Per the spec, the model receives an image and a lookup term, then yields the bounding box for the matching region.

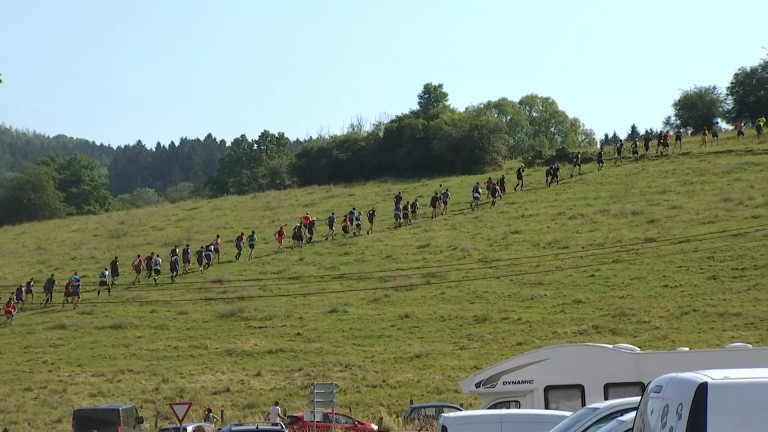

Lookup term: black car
[217,421,287,432]
[403,402,464,424]
[71,403,144,432]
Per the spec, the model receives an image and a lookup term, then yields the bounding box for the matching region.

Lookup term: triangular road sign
[169,401,193,424]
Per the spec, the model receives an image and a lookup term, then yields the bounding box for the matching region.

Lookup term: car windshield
[73,410,118,432]
[549,407,598,432]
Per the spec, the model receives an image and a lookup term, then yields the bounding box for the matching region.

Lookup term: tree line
[668,58,768,132]
[0,83,595,225]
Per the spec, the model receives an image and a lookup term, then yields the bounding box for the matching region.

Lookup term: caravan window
[488,400,521,409]
[544,385,585,411]
[604,382,645,400]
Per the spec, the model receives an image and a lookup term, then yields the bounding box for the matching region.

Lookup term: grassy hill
[1,132,767,431]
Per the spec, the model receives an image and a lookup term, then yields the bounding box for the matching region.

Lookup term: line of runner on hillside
[4,126,764,324]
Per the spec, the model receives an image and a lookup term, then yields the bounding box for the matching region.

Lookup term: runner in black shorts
[196,246,205,273]
[597,149,604,171]
[570,152,581,177]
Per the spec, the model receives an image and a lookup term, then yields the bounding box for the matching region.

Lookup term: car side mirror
[138,416,145,424]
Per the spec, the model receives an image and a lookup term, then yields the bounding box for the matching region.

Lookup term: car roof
[583,397,640,409]
[75,404,135,410]
[441,409,572,418]
[160,423,206,427]
[409,402,463,409]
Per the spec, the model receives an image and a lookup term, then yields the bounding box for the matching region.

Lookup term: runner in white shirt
[152,256,162,284]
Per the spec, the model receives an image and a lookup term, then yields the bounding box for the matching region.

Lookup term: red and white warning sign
[169,401,193,424]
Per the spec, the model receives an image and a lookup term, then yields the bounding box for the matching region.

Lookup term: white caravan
[459,342,768,411]
[435,408,572,432]
[633,368,768,432]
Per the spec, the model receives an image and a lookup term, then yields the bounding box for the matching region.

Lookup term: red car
[284,411,378,432]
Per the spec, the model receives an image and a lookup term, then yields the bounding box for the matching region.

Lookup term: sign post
[306,382,340,432]
[169,401,193,431]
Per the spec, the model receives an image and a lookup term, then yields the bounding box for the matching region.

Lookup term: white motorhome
[633,368,768,432]
[459,343,768,411]
[435,408,572,432]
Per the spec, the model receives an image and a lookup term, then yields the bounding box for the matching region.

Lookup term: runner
[570,152,581,177]
[247,231,258,258]
[471,182,482,211]
[499,175,507,195]
[614,140,624,164]
[306,219,316,244]
[204,244,215,269]
[324,212,336,241]
[354,211,363,234]
[291,224,303,249]
[393,191,403,207]
[441,188,450,215]
[430,192,440,219]
[366,206,376,234]
[4,291,16,324]
[196,246,205,273]
[212,234,222,264]
[144,253,154,279]
[109,256,119,287]
[484,177,493,199]
[656,130,664,154]
[24,278,35,304]
[97,267,109,297]
[700,127,709,148]
[301,212,311,238]
[490,181,501,209]
[643,132,652,158]
[402,202,411,226]
[43,274,56,306]
[152,254,162,284]
[70,272,81,308]
[169,252,180,282]
[347,208,357,227]
[62,280,72,307]
[132,254,144,284]
[274,227,286,252]
[182,244,191,273]
[14,284,24,311]
[597,148,605,171]
[394,203,402,228]
[550,164,560,186]
[736,121,744,140]
[513,164,525,191]
[545,165,555,186]
[410,199,419,218]
[234,232,245,261]
[672,128,682,153]
[661,131,670,155]
[757,118,764,140]
[710,123,719,145]
[631,139,639,163]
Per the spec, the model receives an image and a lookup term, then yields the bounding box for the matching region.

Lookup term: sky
[0,0,763,147]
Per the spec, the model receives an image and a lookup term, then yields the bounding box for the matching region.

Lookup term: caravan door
[486,392,535,409]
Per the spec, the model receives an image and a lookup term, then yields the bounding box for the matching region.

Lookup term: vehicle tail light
[117,415,123,432]
[71,416,75,432]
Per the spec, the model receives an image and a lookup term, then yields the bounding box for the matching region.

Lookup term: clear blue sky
[0,0,763,147]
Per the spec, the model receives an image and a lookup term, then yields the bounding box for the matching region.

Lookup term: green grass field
[1,132,767,431]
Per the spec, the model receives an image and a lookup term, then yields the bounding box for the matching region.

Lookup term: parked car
[158,422,216,432]
[218,421,287,432]
[284,411,378,431]
[403,402,463,424]
[435,408,571,432]
[593,411,636,432]
[548,397,639,432]
[71,403,144,432]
